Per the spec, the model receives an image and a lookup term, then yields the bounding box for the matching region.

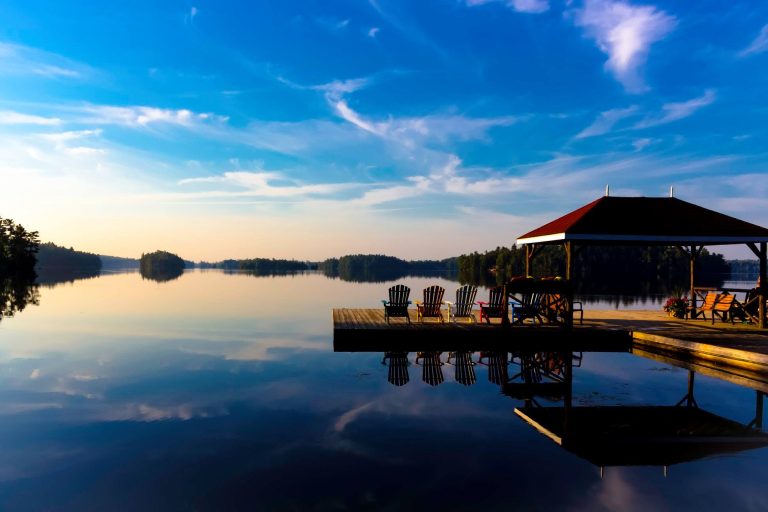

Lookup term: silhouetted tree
[0,217,40,278]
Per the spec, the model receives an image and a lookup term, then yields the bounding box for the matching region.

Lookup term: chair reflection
[415,351,445,386]
[381,352,410,386]
[446,351,477,386]
[477,351,509,385]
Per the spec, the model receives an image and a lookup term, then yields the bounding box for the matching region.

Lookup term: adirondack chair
[741,288,761,324]
[477,286,507,324]
[541,293,583,325]
[382,284,411,324]
[415,285,445,323]
[445,285,478,323]
[510,289,546,325]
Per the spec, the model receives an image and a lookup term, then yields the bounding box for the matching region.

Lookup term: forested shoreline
[456,245,731,292]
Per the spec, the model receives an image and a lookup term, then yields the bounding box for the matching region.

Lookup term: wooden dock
[333,308,630,352]
[333,308,768,375]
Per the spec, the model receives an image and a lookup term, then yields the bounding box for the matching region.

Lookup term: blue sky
[1,0,767,259]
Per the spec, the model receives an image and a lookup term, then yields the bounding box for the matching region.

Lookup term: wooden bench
[689,292,741,324]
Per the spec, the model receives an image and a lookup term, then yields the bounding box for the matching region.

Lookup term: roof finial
[604,184,610,197]
[669,185,674,198]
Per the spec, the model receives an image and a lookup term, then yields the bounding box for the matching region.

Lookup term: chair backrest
[454,285,478,317]
[388,284,410,306]
[488,286,505,308]
[744,288,759,314]
[421,285,445,316]
[713,293,735,311]
[701,292,718,310]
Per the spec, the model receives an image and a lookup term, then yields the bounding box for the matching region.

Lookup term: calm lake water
[0,270,766,511]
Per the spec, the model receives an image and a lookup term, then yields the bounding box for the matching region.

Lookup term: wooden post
[565,241,574,328]
[525,244,532,277]
[563,351,573,439]
[501,282,509,327]
[689,245,697,318]
[760,242,767,329]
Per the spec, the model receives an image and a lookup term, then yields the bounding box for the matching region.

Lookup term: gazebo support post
[564,241,573,280]
[689,245,697,317]
[676,245,699,317]
[525,244,541,277]
[748,242,767,329]
[760,242,766,329]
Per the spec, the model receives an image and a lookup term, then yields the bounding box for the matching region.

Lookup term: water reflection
[0,271,766,509]
[377,348,768,472]
[0,277,39,322]
[140,266,184,282]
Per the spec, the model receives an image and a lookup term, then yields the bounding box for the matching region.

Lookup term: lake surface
[0,270,766,511]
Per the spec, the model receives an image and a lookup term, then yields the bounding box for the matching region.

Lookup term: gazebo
[516,195,768,328]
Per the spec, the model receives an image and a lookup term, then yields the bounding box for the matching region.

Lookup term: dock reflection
[378,348,768,470]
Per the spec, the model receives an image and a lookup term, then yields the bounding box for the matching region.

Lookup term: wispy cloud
[80,105,229,128]
[185,6,199,25]
[0,110,62,125]
[0,42,93,79]
[466,0,549,14]
[575,105,638,138]
[368,27,380,38]
[739,24,768,57]
[314,16,350,31]
[634,89,716,129]
[368,0,448,59]
[312,77,371,101]
[318,79,521,145]
[572,0,676,93]
[632,137,653,151]
[178,171,360,199]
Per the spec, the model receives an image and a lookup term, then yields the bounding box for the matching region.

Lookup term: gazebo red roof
[517,196,768,245]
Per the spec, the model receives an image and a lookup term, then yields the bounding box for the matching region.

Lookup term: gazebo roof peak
[516,195,768,246]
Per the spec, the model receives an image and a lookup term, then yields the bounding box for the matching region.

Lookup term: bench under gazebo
[515,194,768,328]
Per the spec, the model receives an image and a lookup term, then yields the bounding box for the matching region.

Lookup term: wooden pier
[332,308,630,352]
[333,308,768,374]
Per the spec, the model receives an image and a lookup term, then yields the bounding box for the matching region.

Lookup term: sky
[0,0,767,261]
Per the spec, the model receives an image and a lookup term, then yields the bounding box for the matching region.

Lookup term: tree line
[456,245,730,293]
[318,254,457,282]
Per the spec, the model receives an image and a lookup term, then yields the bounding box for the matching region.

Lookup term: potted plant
[663,296,688,318]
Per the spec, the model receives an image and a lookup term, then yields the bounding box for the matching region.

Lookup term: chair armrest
[414,300,423,305]
[381,300,388,305]
[572,301,583,308]
[476,301,488,306]
[444,300,454,306]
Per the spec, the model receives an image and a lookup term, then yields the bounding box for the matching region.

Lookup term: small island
[140,250,186,282]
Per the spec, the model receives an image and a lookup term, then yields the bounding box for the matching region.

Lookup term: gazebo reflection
[511,354,768,472]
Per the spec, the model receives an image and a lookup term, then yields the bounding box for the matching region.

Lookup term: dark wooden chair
[542,293,583,325]
[382,284,411,324]
[415,285,445,323]
[510,290,546,325]
[740,288,761,324]
[445,285,478,323]
[477,286,506,324]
